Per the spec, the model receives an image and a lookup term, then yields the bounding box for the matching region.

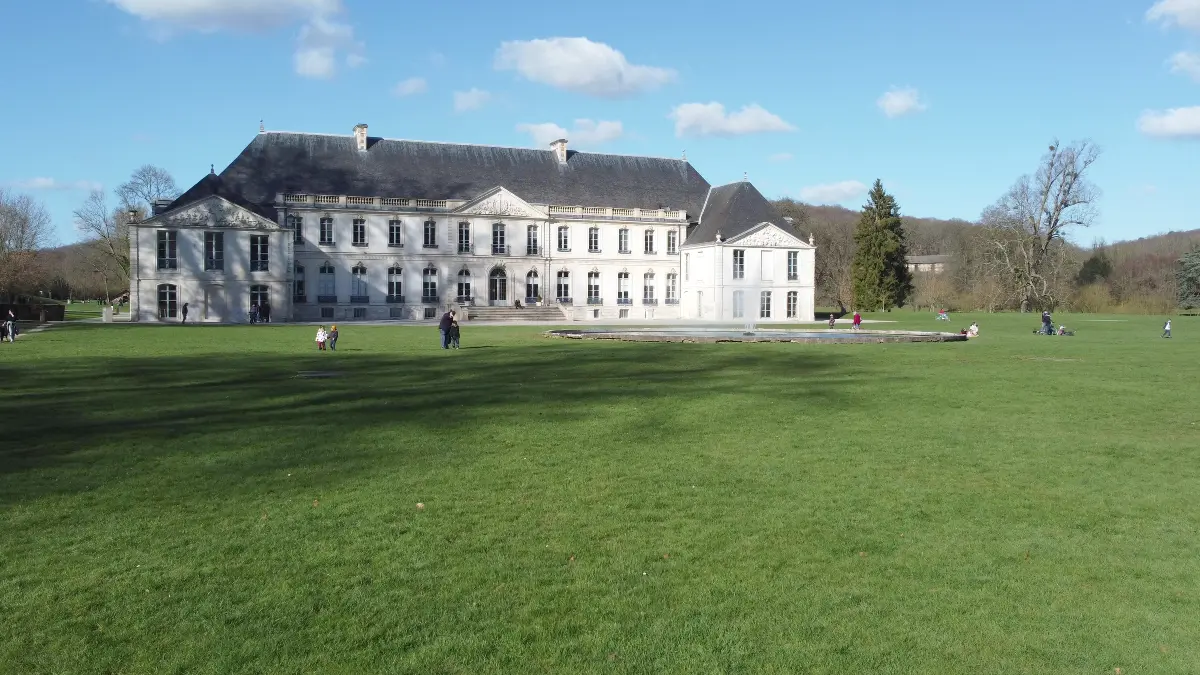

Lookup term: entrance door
[489,269,508,306]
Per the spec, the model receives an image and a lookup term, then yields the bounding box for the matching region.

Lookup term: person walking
[328,324,339,351]
[438,310,455,349]
[315,325,327,350]
[4,309,15,343]
[1162,318,1172,339]
[181,302,189,323]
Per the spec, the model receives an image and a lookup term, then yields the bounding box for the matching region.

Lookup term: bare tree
[0,188,53,300]
[981,139,1100,311]
[117,165,179,212]
[74,190,136,281]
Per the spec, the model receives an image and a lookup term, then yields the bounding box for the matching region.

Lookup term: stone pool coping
[544,328,968,344]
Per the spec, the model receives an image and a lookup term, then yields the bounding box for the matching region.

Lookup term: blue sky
[1,0,1198,246]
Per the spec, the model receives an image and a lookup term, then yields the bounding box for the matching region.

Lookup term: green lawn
[1,314,1196,674]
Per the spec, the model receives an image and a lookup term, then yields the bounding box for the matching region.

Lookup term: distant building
[128,124,815,323]
[907,254,951,274]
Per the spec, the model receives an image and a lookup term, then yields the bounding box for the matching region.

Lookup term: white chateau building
[130,124,815,323]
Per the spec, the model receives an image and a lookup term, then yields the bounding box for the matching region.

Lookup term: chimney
[152,198,174,216]
[550,138,568,164]
[809,233,815,246]
[353,123,368,152]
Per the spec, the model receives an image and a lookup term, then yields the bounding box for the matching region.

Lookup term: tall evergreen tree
[851,180,913,310]
[1178,248,1200,310]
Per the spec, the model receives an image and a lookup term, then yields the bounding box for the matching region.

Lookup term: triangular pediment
[142,195,281,230]
[453,187,546,219]
[725,222,812,248]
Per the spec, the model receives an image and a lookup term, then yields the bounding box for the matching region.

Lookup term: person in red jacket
[852,311,862,330]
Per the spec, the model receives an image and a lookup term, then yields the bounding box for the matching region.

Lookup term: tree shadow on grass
[0,338,878,504]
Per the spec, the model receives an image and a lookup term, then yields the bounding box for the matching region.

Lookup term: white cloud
[495,37,676,97]
[6,178,103,192]
[294,15,363,79]
[516,119,624,148]
[877,87,927,117]
[799,181,868,204]
[769,152,794,162]
[393,77,428,96]
[453,88,491,112]
[1137,106,1200,138]
[669,102,795,138]
[107,0,363,79]
[1146,0,1200,31]
[1168,51,1200,81]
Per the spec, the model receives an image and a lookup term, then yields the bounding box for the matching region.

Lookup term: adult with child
[448,316,461,349]
[438,310,456,349]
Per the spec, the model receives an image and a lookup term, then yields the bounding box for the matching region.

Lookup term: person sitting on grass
[315,326,327,351]
[966,322,979,338]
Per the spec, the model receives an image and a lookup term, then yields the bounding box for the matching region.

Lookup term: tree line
[776,140,1200,314]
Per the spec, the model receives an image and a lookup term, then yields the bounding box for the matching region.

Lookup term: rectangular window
[556,271,570,301]
[204,232,224,271]
[589,227,600,253]
[644,229,654,254]
[761,250,774,281]
[388,267,403,301]
[733,249,745,279]
[353,307,367,319]
[788,251,798,280]
[787,291,798,318]
[321,307,334,319]
[458,222,471,253]
[388,220,403,247]
[618,228,629,253]
[352,219,366,246]
[423,220,437,248]
[557,226,570,252]
[642,274,655,302]
[667,230,677,255]
[320,217,333,244]
[250,235,268,272]
[617,272,630,303]
[492,223,507,255]
[156,230,177,270]
[422,268,437,299]
[666,273,677,302]
[685,253,689,281]
[760,291,772,319]
[289,215,304,245]
[527,225,539,255]
[619,308,629,319]
[732,290,744,319]
[350,265,368,299]
[157,284,177,318]
[424,307,437,319]
[294,265,306,300]
[587,272,600,302]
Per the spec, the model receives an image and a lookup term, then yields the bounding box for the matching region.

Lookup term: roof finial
[210,164,215,175]
[259,120,265,133]
[743,171,748,182]
[682,150,687,161]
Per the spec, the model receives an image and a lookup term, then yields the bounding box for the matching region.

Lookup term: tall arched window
[665,272,677,304]
[526,270,540,301]
[388,266,403,302]
[556,270,570,302]
[526,224,539,255]
[644,229,655,254]
[643,272,655,303]
[457,269,472,301]
[157,284,177,319]
[318,262,336,302]
[250,285,269,310]
[488,267,508,303]
[351,264,368,302]
[422,267,438,301]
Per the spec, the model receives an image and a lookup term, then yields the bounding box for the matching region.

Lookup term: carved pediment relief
[727,223,809,248]
[455,187,546,219]
[158,196,279,231]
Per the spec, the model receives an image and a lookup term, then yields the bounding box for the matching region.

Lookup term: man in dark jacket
[438,310,455,349]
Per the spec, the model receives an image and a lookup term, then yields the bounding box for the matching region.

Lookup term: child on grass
[328,324,339,351]
[315,326,327,350]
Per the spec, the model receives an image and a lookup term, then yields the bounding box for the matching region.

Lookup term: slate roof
[907,254,952,264]
[168,172,278,221]
[685,181,801,246]
[168,132,711,221]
